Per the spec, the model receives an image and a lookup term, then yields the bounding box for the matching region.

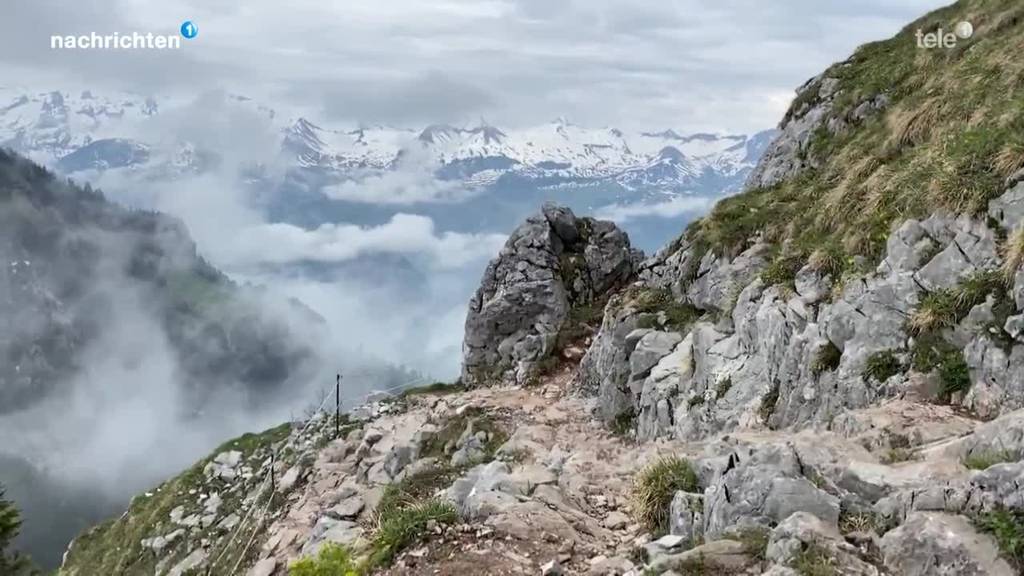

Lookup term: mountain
[0,149,321,413]
[0,87,771,195]
[57,1,1024,575]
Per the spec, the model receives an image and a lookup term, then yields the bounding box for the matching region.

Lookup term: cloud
[595,195,714,223]
[315,71,494,126]
[222,215,506,270]
[322,145,482,205]
[0,0,951,133]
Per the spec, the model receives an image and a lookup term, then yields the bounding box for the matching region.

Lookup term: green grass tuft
[909,270,1005,334]
[812,342,843,375]
[963,450,1019,471]
[977,507,1024,569]
[864,350,904,382]
[760,382,781,425]
[611,408,637,437]
[631,456,699,534]
[761,254,805,289]
[369,499,458,568]
[289,543,360,576]
[792,543,837,576]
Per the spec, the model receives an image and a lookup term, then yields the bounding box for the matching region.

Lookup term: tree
[0,487,36,575]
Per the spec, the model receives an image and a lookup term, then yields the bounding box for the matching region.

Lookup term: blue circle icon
[180,21,198,39]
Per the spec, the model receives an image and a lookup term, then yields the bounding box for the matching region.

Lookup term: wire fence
[205,372,433,575]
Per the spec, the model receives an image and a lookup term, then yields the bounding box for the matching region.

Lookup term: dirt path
[253,368,696,575]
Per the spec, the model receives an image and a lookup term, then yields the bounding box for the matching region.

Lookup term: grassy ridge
[689,0,1024,271]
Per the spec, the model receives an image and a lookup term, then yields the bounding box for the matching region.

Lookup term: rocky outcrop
[462,203,641,386]
[578,183,1024,442]
[880,512,1015,576]
[746,73,889,192]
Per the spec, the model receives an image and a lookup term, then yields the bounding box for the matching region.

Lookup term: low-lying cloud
[223,215,506,270]
[595,195,713,223]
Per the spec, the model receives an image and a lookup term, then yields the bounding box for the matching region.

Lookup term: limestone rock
[463,204,640,386]
[880,512,1015,576]
[668,491,703,547]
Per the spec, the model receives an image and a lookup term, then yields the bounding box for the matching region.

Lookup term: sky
[0,0,951,134]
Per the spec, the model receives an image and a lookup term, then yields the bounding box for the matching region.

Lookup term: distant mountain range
[0,88,775,210]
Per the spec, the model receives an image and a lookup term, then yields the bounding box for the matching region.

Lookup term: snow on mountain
[0,87,776,195]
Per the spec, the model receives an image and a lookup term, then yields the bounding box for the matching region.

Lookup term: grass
[611,408,637,437]
[632,288,702,331]
[289,543,360,576]
[714,377,733,400]
[761,254,805,289]
[400,381,466,399]
[1002,227,1024,282]
[963,450,1019,470]
[909,270,1006,334]
[376,465,462,524]
[631,456,699,534]
[880,447,918,464]
[163,268,233,315]
[839,510,880,535]
[731,526,770,562]
[669,0,1024,270]
[977,507,1024,569]
[61,422,296,576]
[812,342,842,375]
[792,544,837,576]
[910,332,973,401]
[290,465,461,574]
[864,350,904,382]
[368,499,458,568]
[420,408,508,463]
[760,382,781,425]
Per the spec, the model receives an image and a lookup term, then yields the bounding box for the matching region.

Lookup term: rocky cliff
[57,1,1024,575]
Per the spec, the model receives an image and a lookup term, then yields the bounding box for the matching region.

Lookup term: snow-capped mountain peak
[0,87,776,196]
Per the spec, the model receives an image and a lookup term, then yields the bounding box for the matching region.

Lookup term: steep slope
[0,149,319,412]
[0,150,322,567]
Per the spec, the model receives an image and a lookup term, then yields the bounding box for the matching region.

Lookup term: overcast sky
[0,0,949,133]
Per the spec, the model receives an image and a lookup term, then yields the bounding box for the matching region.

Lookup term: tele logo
[916,21,973,48]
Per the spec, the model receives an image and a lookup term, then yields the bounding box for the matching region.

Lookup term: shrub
[289,543,360,576]
[631,457,699,534]
[864,350,903,382]
[977,508,1024,569]
[812,342,842,375]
